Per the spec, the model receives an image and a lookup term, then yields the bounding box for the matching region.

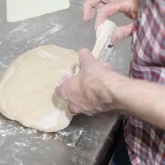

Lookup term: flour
[35,110,60,130]
[0,1,110,164]
[38,50,54,59]
[0,67,15,88]
[55,127,85,147]
[0,61,8,68]
[9,23,30,34]
[26,23,64,46]
[0,109,107,165]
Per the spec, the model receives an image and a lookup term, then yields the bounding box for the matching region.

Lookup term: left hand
[55,48,119,116]
[83,0,113,20]
[83,0,140,44]
[95,0,140,44]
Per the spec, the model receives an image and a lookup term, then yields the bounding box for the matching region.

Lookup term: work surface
[0,0,131,164]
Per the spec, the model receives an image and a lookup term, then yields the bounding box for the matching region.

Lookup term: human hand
[83,0,113,20]
[83,0,140,44]
[55,48,124,116]
[57,49,165,129]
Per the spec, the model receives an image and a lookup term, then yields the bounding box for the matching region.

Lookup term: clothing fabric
[111,129,131,165]
[125,0,165,164]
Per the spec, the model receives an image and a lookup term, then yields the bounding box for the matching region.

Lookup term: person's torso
[125,0,165,164]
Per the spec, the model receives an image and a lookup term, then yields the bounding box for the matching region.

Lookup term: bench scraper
[74,20,117,74]
[92,19,117,61]
[6,0,70,22]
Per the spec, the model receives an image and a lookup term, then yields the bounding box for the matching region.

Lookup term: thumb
[111,22,134,44]
[78,48,94,67]
[83,0,98,20]
[95,2,120,28]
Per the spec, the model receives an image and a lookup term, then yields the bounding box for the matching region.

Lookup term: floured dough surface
[0,45,78,132]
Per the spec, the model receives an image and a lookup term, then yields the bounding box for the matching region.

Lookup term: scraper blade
[74,20,117,75]
[6,0,70,22]
[92,20,117,61]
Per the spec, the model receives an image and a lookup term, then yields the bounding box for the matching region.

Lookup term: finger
[102,0,113,3]
[83,0,100,20]
[79,48,91,55]
[83,111,94,116]
[124,12,134,19]
[68,103,83,114]
[78,48,94,66]
[55,76,78,102]
[55,81,69,101]
[56,74,72,86]
[69,102,97,116]
[83,0,115,20]
[95,2,120,27]
[111,22,134,44]
[95,0,137,28]
[83,109,97,116]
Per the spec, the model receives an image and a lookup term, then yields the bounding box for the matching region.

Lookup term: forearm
[107,72,165,130]
[56,49,165,128]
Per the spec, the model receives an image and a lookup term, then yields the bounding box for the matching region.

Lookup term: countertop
[0,0,131,164]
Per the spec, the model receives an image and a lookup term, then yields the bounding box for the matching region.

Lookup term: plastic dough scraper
[74,19,117,74]
[92,19,117,61]
[6,0,70,22]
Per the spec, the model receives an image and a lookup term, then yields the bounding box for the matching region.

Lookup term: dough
[92,20,117,60]
[0,20,117,132]
[7,0,70,22]
[0,45,78,132]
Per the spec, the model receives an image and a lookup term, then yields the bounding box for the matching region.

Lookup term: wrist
[103,70,131,112]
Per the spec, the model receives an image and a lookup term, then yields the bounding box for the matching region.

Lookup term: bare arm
[109,74,165,130]
[56,49,165,130]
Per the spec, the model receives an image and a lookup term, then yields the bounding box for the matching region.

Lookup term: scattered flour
[0,1,111,163]
[9,23,30,34]
[26,23,64,46]
[0,61,8,68]
[0,114,104,165]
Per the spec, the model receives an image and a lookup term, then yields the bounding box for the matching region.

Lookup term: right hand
[83,0,140,44]
[56,48,125,116]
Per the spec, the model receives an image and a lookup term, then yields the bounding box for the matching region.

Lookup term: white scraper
[6,0,70,22]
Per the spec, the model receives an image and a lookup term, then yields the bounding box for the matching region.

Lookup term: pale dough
[0,45,78,132]
[0,20,117,132]
[7,0,70,22]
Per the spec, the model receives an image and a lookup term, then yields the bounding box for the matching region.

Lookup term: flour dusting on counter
[0,0,127,163]
[9,23,30,34]
[0,61,8,68]
[0,114,106,165]
[26,23,64,46]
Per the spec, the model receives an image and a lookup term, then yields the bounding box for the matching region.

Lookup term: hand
[83,0,140,44]
[55,48,124,116]
[83,0,113,20]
